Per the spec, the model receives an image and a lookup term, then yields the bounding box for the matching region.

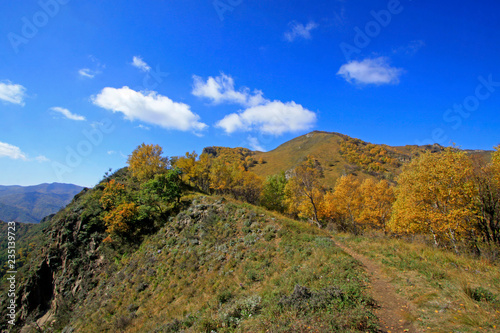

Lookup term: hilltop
[0,183,84,223]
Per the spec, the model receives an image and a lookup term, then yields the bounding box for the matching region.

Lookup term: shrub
[464,285,497,303]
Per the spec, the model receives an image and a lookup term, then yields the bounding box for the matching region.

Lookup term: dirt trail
[333,240,419,333]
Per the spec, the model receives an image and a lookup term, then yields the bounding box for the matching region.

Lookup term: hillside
[0,183,84,223]
[0,220,46,278]
[1,178,379,332]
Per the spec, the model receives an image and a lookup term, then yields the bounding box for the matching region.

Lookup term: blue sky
[1,0,499,187]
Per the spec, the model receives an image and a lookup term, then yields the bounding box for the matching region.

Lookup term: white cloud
[247,136,266,152]
[50,107,86,121]
[337,57,403,85]
[193,74,317,135]
[284,21,319,42]
[192,73,265,107]
[79,56,105,78]
[35,155,49,163]
[0,142,27,160]
[0,81,27,106]
[136,124,150,130]
[217,101,317,135]
[107,150,116,155]
[78,68,97,79]
[92,86,207,132]
[132,56,151,72]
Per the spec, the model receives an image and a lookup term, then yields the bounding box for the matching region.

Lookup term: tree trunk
[430,228,439,247]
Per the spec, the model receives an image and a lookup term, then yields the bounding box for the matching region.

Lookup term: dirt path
[333,240,419,333]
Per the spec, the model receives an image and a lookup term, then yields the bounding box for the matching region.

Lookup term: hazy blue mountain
[0,183,84,223]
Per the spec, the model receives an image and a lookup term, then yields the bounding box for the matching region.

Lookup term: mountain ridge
[0,183,84,223]
[245,131,493,187]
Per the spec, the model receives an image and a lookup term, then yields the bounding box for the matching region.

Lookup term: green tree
[139,168,182,216]
[261,172,288,213]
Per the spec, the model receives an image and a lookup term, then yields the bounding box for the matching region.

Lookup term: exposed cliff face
[6,187,109,332]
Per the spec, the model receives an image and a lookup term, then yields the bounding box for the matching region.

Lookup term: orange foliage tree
[321,175,362,232]
[321,176,394,233]
[100,179,138,242]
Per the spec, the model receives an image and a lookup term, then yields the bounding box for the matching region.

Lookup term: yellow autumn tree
[493,145,500,185]
[323,175,362,232]
[174,151,198,186]
[232,170,263,204]
[389,148,478,251]
[194,153,212,193]
[321,176,394,233]
[470,154,500,244]
[127,143,169,182]
[284,156,324,227]
[358,178,394,232]
[209,159,235,195]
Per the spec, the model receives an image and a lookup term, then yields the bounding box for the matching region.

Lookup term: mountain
[0,183,84,223]
[246,131,492,187]
[1,133,497,332]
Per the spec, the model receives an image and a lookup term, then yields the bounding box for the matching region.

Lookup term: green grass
[333,232,500,333]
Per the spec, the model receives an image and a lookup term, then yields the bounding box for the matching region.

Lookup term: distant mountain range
[0,183,84,223]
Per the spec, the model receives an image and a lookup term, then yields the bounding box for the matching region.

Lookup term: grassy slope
[252,132,349,187]
[333,232,500,333]
[69,195,379,333]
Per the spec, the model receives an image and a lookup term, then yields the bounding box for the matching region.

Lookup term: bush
[278,284,344,311]
[219,295,262,327]
[464,285,497,303]
[217,290,233,304]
